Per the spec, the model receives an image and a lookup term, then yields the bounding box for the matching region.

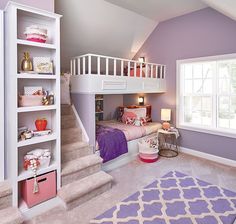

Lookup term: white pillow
[124,108,146,119]
[60,73,71,105]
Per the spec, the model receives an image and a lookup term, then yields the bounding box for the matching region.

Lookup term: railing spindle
[160,66,162,79]
[70,60,73,75]
[140,63,142,78]
[151,64,153,78]
[88,55,91,74]
[155,65,158,79]
[106,58,109,75]
[145,63,148,78]
[134,62,137,77]
[97,56,100,75]
[83,56,86,74]
[121,60,124,76]
[128,61,130,77]
[78,58,81,75]
[114,59,116,76]
[73,59,76,75]
[163,66,166,79]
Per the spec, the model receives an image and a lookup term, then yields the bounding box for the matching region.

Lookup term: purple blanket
[96,125,128,163]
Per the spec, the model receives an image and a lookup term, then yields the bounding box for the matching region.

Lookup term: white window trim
[0,10,4,181]
[176,53,236,139]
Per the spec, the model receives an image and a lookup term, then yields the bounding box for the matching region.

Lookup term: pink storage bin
[21,171,56,208]
[19,95,43,107]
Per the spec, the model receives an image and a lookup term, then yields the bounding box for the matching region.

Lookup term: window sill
[177,124,236,139]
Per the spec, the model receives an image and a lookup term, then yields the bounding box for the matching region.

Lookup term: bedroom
[0,0,236,223]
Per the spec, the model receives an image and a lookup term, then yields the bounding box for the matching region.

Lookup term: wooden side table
[157,129,179,158]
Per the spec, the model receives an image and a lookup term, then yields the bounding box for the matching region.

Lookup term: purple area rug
[90,171,236,224]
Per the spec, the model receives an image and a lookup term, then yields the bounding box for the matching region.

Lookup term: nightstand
[157,128,179,158]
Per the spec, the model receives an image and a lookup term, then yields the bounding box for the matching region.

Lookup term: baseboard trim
[180,147,236,168]
[71,104,89,143]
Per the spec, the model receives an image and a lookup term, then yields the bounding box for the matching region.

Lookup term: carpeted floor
[91,171,236,224]
[26,153,236,224]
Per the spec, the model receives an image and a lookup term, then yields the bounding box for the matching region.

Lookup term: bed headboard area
[118,105,152,122]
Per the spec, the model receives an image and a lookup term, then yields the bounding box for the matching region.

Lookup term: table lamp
[161,108,171,130]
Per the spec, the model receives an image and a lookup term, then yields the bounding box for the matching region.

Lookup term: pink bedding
[97,120,162,141]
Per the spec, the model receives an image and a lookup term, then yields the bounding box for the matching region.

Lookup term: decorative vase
[35,119,47,131]
[21,52,33,72]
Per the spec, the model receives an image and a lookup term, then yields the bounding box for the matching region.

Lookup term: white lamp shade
[138,57,145,63]
[161,109,171,121]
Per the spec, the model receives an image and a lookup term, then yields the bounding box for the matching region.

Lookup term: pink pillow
[122,112,137,123]
[125,117,135,125]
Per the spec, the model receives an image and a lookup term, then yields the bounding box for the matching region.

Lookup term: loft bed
[70,53,166,94]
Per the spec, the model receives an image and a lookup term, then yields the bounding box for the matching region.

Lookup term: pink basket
[19,95,43,107]
[21,171,56,208]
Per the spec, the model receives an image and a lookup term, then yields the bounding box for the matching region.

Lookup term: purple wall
[133,7,236,160]
[103,95,123,120]
[0,0,54,11]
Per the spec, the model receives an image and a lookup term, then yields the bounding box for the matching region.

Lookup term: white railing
[70,53,166,79]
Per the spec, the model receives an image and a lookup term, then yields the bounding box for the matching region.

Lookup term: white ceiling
[56,0,236,70]
[105,0,207,22]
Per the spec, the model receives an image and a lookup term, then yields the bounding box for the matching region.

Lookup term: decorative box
[19,95,43,107]
[21,171,56,208]
[33,57,53,74]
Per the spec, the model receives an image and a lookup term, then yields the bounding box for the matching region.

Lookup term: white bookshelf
[4,1,62,212]
[0,10,4,182]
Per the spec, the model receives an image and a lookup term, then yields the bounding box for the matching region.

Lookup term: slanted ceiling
[56,0,157,70]
[55,0,236,70]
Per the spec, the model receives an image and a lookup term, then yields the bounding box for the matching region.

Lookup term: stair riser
[61,119,77,129]
[64,182,112,210]
[61,131,82,145]
[62,147,93,163]
[62,164,101,186]
[0,195,11,210]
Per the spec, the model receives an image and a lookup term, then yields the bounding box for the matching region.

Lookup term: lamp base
[162,121,170,130]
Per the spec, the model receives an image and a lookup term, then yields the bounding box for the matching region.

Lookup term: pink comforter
[98,120,162,141]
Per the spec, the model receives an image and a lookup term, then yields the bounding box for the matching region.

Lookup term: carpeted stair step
[0,181,12,210]
[61,127,82,145]
[58,171,113,210]
[61,141,93,163]
[61,154,103,186]
[61,104,73,116]
[61,114,77,129]
[0,207,23,224]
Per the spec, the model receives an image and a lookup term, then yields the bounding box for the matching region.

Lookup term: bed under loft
[70,53,166,94]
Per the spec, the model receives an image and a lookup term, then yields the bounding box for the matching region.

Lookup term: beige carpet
[25,153,236,224]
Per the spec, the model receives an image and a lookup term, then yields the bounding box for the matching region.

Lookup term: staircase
[58,105,113,210]
[0,181,23,224]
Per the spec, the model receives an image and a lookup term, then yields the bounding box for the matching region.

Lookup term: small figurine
[21,130,33,141]
[21,52,33,72]
[48,92,54,105]
[42,96,49,105]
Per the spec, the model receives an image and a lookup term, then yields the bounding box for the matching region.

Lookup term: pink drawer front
[21,170,56,208]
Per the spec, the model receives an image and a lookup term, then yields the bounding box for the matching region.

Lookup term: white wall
[55,0,158,70]
[0,10,4,181]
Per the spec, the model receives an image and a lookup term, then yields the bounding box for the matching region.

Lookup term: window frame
[176,53,236,138]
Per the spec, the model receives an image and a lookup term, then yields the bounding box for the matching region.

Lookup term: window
[176,54,236,137]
